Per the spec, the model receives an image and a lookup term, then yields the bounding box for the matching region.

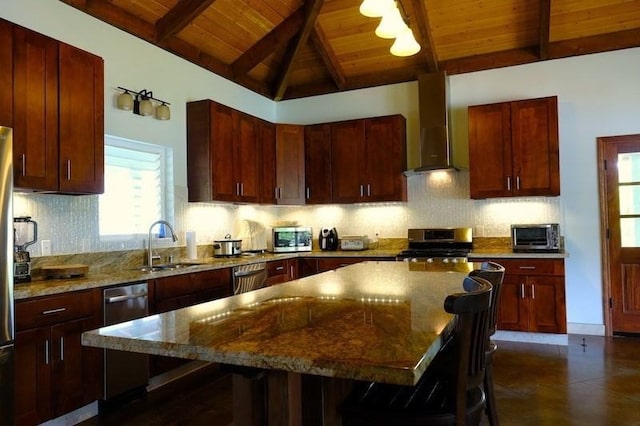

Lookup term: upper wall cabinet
[275,124,305,205]
[6,20,104,194]
[468,96,559,199]
[304,123,332,204]
[331,115,407,203]
[187,100,261,203]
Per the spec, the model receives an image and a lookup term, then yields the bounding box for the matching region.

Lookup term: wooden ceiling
[60,0,640,101]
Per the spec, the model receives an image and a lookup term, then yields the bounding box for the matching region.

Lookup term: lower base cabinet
[14,290,102,426]
[480,258,566,333]
[266,259,297,285]
[299,257,395,278]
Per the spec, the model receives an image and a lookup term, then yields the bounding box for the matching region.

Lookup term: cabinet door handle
[359,184,364,197]
[519,266,536,270]
[60,336,64,361]
[21,154,26,177]
[42,307,66,315]
[240,182,244,196]
[66,160,71,180]
[520,283,525,299]
[506,176,512,191]
[531,284,535,300]
[45,339,50,365]
[367,184,371,197]
[236,182,240,195]
[516,176,521,190]
[306,187,310,200]
[290,265,294,278]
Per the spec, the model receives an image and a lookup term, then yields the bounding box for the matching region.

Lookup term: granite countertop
[82,261,466,386]
[14,249,400,300]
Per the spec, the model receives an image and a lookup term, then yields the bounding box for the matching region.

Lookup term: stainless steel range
[397,228,473,267]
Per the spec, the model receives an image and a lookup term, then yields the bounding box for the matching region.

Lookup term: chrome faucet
[148,220,178,267]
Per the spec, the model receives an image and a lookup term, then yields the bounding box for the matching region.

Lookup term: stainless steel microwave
[511,224,561,253]
[271,226,312,253]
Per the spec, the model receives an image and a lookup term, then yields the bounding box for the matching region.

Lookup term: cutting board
[42,264,89,279]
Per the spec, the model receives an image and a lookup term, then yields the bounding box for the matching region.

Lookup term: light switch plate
[41,240,51,256]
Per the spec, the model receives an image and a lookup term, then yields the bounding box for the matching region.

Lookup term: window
[619,152,640,247]
[99,136,172,237]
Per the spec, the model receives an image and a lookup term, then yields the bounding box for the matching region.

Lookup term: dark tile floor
[80,334,640,425]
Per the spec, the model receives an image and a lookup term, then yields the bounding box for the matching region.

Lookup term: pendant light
[390,26,421,56]
[359,0,394,18]
[375,3,406,39]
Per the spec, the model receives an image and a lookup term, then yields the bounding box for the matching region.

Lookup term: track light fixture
[116,87,171,120]
[359,0,421,57]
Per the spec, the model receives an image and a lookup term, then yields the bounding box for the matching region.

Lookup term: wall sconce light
[116,87,171,120]
[359,0,421,57]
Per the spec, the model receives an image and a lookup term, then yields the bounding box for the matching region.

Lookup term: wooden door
[304,124,332,204]
[468,102,511,199]
[600,134,640,333]
[12,25,59,191]
[235,112,260,203]
[258,120,277,204]
[364,115,406,202]
[58,43,104,194]
[0,20,12,127]
[14,328,52,426]
[275,124,305,205]
[211,103,237,202]
[528,276,566,333]
[331,120,365,203]
[511,96,559,197]
[496,273,529,331]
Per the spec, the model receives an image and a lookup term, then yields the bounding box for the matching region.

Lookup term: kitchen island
[82,261,470,425]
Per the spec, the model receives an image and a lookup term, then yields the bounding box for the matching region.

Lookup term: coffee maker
[319,227,339,251]
[14,216,38,283]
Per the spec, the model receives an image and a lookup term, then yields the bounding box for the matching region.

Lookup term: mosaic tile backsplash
[14,170,562,257]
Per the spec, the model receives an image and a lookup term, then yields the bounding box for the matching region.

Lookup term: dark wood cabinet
[482,258,566,333]
[266,259,298,285]
[299,257,394,277]
[304,124,332,204]
[468,96,559,199]
[331,115,406,203]
[14,290,102,426]
[275,124,305,205]
[10,22,104,194]
[187,100,260,203]
[0,20,13,129]
[258,119,277,204]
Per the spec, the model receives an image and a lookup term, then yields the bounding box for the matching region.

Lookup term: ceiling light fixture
[116,86,171,120]
[360,0,421,57]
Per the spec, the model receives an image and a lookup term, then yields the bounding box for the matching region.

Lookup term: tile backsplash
[14,169,562,257]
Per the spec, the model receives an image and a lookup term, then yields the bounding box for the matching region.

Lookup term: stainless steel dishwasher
[103,282,149,401]
[233,262,267,294]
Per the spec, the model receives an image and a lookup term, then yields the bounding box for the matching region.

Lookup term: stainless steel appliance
[233,262,267,294]
[103,282,149,402]
[397,228,473,271]
[13,216,38,283]
[213,234,242,257]
[0,126,14,422]
[271,226,312,253]
[340,235,369,251]
[319,227,339,251]
[511,223,561,253]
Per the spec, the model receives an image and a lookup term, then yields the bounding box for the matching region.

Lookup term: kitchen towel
[186,231,197,259]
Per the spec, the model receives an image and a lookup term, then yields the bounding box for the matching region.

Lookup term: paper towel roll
[186,231,197,259]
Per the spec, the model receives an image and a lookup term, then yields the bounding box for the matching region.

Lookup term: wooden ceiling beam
[538,0,551,60]
[409,0,438,72]
[272,0,325,101]
[549,28,640,59]
[442,48,540,75]
[156,0,217,43]
[310,24,346,91]
[231,9,304,77]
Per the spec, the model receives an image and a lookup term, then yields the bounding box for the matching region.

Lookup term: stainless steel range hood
[405,71,455,174]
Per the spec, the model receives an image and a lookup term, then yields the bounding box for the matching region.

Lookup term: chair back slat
[469,261,505,336]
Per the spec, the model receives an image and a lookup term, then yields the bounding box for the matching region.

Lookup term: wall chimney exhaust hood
[405,71,455,175]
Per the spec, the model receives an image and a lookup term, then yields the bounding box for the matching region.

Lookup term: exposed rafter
[156,0,217,43]
[538,0,551,60]
[409,0,438,72]
[310,24,346,91]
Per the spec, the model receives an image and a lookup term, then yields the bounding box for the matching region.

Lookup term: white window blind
[99,136,168,237]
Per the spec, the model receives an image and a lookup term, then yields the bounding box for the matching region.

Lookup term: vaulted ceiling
[60,0,640,101]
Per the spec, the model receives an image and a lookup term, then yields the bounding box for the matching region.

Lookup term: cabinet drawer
[492,258,564,276]
[193,268,232,294]
[16,290,96,331]
[154,274,193,300]
[267,260,288,277]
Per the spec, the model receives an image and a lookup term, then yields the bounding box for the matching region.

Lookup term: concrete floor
[80,334,640,425]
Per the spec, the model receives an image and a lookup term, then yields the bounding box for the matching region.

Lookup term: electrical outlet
[41,240,52,256]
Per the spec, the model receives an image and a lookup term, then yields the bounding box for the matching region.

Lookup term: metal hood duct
[406,71,455,174]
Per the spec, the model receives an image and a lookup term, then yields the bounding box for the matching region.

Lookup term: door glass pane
[620,185,640,215]
[621,218,640,247]
[619,152,640,183]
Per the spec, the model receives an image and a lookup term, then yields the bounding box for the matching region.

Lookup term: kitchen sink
[135,262,202,272]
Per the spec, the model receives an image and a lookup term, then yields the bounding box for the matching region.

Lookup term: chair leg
[484,362,499,426]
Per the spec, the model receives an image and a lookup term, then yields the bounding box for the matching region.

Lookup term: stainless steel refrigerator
[0,126,14,422]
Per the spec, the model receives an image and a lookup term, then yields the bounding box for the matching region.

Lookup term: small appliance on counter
[319,227,339,251]
[237,219,267,253]
[511,223,561,253]
[13,216,38,283]
[213,234,242,257]
[340,235,369,251]
[270,226,312,253]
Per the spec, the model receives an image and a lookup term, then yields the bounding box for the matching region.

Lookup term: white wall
[5,0,640,330]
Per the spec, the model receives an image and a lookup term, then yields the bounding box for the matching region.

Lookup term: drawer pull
[42,307,66,315]
[275,266,284,271]
[518,266,536,270]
